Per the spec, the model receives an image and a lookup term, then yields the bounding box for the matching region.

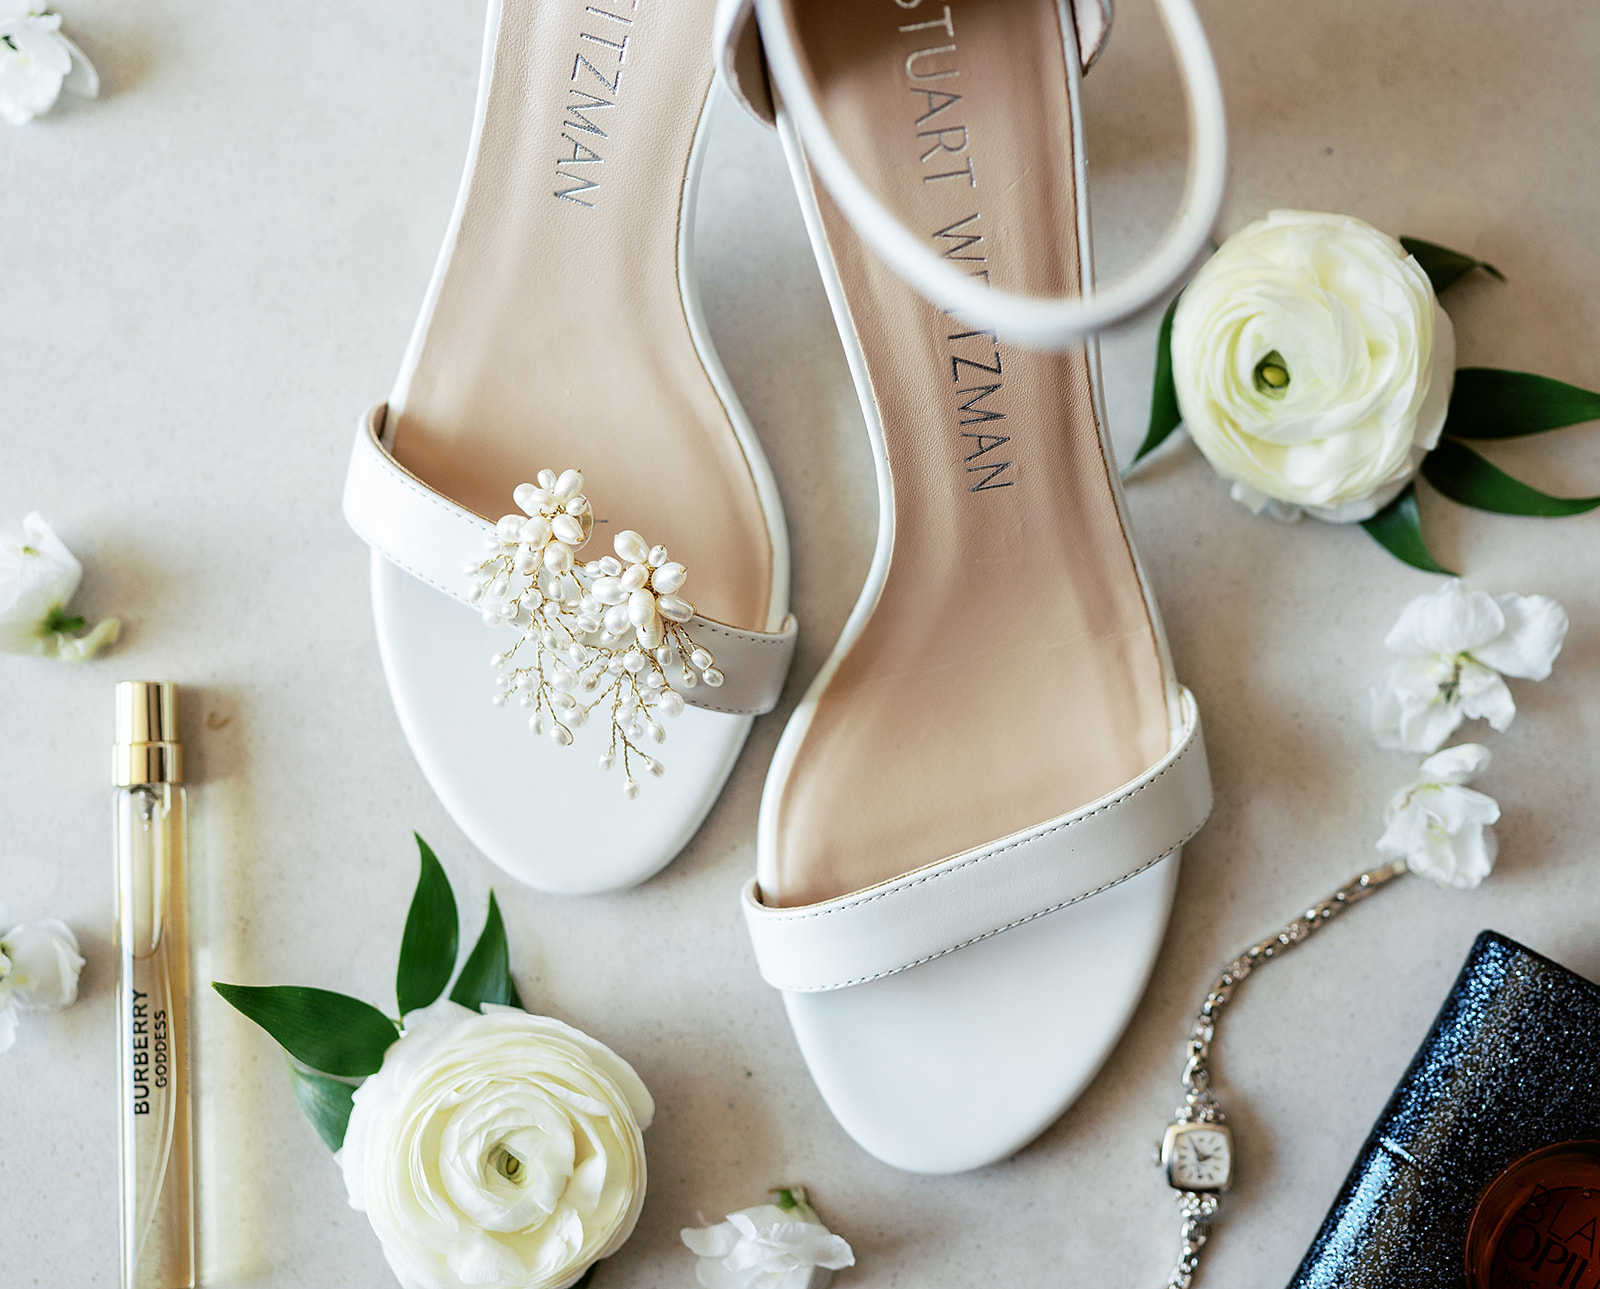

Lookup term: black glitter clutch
[1289,930,1600,1289]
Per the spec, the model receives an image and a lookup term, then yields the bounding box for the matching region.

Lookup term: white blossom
[1171,210,1454,523]
[339,999,653,1289]
[0,1,97,126]
[1376,744,1500,890]
[1371,581,1567,753]
[0,512,120,660]
[0,903,85,1053]
[682,1189,855,1289]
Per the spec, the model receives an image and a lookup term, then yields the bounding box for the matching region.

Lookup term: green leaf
[450,891,524,1013]
[1442,368,1600,440]
[1400,236,1506,294]
[286,1059,357,1152]
[1360,483,1454,574]
[396,834,459,1017]
[1131,292,1183,467]
[213,983,399,1077]
[1423,438,1600,516]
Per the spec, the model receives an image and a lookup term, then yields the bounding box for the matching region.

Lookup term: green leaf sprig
[1132,234,1600,574]
[213,833,523,1151]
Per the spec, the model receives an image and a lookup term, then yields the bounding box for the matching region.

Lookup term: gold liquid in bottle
[114,681,195,1289]
[1466,1141,1600,1289]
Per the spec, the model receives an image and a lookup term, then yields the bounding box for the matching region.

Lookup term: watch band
[1159,858,1410,1287]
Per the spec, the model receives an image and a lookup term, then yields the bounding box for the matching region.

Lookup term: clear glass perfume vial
[114,681,195,1289]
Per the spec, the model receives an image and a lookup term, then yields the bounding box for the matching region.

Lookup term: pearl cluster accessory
[466,470,722,797]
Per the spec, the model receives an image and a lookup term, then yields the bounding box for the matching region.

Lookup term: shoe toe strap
[743,688,1212,992]
[342,404,797,718]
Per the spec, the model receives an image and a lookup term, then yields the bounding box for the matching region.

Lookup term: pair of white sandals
[344,0,1226,1175]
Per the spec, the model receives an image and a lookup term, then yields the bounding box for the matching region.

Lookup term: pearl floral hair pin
[466,471,722,797]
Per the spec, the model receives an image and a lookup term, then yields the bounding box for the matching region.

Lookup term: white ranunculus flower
[1371,581,1568,753]
[0,1,98,126]
[0,512,120,660]
[682,1189,855,1289]
[1376,744,1500,890]
[1172,210,1455,523]
[0,906,86,1054]
[339,998,653,1289]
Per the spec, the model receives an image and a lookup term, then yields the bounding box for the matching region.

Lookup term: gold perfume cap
[113,681,183,787]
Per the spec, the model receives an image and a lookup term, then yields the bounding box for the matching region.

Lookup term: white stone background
[3,0,1598,1285]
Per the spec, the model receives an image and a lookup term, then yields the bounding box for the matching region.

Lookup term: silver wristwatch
[1156,859,1408,1288]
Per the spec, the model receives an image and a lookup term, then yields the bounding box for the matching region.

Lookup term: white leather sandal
[716,0,1224,1172]
[344,0,796,895]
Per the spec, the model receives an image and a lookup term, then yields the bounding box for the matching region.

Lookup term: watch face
[1164,1124,1233,1192]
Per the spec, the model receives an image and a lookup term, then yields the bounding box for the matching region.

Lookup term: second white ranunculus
[1171,210,1455,523]
[339,999,654,1289]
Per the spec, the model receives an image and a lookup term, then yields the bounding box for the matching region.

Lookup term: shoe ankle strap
[714,0,1226,351]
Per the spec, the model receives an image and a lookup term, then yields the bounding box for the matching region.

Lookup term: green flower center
[489,1144,526,1185]
[40,605,86,637]
[1254,351,1290,396]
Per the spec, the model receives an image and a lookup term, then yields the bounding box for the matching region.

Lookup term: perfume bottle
[114,681,195,1289]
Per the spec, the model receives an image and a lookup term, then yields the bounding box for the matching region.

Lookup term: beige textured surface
[2,1,1597,1285]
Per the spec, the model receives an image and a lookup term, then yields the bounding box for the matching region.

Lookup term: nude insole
[389,0,773,633]
[765,0,1171,907]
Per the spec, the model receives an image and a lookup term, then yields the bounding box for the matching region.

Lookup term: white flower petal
[1474,593,1569,680]
[0,999,18,1054]
[682,1222,741,1260]
[1418,742,1491,786]
[1,919,82,1011]
[1376,799,1429,860]
[1396,690,1464,755]
[1425,781,1502,832]
[1371,657,1449,750]
[1457,661,1515,732]
[1384,581,1504,657]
